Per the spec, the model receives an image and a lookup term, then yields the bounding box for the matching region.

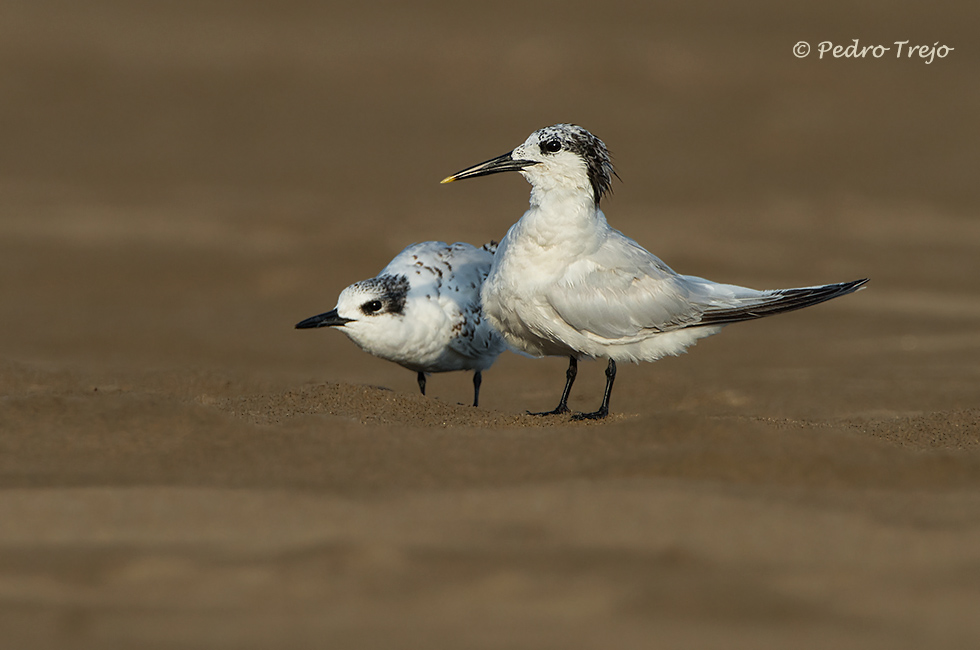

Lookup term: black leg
[572,359,616,421]
[472,371,482,407]
[417,371,426,396]
[530,356,577,416]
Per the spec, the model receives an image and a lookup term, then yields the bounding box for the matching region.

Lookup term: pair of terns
[297,124,866,419]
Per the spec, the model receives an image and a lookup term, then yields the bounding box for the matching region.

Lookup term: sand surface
[2,1,979,648]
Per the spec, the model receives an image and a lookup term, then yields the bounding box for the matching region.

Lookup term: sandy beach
[2,1,979,648]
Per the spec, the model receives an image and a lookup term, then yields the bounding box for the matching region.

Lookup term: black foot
[571,406,609,421]
[528,405,571,417]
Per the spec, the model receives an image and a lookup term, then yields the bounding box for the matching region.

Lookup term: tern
[442,123,867,419]
[296,241,507,407]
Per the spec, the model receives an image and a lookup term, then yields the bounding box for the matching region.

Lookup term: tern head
[442,123,616,205]
[295,273,411,350]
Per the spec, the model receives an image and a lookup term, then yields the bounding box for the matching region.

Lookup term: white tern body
[443,124,866,418]
[296,241,507,406]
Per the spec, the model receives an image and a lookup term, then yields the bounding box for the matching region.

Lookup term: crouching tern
[442,123,867,419]
[295,241,507,407]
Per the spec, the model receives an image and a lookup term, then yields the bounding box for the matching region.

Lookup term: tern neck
[518,184,606,249]
[528,184,597,218]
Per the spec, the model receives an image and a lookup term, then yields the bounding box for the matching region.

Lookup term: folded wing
[545,230,867,342]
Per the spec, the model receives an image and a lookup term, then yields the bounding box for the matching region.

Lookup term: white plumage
[296,241,507,406]
[443,123,867,418]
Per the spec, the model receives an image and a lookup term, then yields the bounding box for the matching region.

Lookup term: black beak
[295,309,353,329]
[441,151,539,183]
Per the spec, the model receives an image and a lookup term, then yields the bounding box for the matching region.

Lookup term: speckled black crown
[535,124,617,204]
[356,274,410,315]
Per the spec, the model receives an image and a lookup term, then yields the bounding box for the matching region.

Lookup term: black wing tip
[822,277,870,300]
[815,277,869,299]
[775,277,869,300]
[841,278,870,291]
[697,277,869,327]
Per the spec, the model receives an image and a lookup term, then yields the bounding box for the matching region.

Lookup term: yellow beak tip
[439,176,456,184]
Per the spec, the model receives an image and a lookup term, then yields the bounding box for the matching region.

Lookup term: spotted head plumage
[350,274,410,316]
[529,124,617,204]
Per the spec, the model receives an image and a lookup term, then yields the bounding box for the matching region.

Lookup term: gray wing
[546,230,867,341]
[440,243,503,360]
[544,232,708,340]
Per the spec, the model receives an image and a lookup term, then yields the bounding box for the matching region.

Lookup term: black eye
[540,139,562,154]
[361,300,383,315]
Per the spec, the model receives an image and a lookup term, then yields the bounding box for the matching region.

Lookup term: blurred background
[2,1,977,416]
[2,2,980,648]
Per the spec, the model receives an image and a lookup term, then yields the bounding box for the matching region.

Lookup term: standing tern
[296,241,507,407]
[442,123,867,419]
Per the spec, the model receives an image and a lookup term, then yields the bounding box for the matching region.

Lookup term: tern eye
[541,139,562,154]
[361,300,383,315]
